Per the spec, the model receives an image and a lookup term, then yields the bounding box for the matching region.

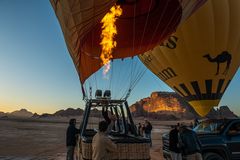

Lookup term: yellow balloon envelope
[139,0,240,117]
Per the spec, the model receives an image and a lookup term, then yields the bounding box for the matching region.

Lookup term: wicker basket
[81,142,92,159]
[80,141,150,160]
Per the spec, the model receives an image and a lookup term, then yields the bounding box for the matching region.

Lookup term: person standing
[92,120,117,160]
[143,120,153,147]
[138,123,143,136]
[66,118,80,160]
[169,125,182,160]
[102,106,111,125]
[179,125,202,160]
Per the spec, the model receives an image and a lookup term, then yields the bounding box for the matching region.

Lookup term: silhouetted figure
[143,120,153,147]
[102,106,118,133]
[169,125,182,160]
[203,51,232,75]
[116,117,124,132]
[179,126,202,160]
[66,118,80,160]
[102,106,111,125]
[126,122,135,135]
[138,123,143,136]
[92,120,117,160]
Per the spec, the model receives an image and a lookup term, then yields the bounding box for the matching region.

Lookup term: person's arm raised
[106,114,117,134]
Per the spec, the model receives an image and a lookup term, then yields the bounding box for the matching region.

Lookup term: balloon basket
[78,98,151,160]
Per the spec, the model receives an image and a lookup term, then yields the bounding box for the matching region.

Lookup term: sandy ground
[0,118,191,160]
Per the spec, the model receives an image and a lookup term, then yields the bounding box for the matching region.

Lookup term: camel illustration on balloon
[203,51,232,75]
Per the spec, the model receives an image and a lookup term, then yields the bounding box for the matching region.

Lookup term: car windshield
[193,119,229,133]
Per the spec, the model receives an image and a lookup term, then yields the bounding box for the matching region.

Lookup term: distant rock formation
[130,91,237,120]
[219,106,237,117]
[38,113,53,118]
[0,96,237,121]
[32,113,40,118]
[0,108,84,119]
[35,108,84,118]
[10,109,33,117]
[0,111,6,117]
[0,111,5,115]
[207,105,238,119]
[53,108,84,117]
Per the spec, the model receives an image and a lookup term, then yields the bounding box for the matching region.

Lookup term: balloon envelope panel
[139,0,240,117]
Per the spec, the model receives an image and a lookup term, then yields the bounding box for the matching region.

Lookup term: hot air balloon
[50,1,207,160]
[50,0,206,98]
[139,0,240,117]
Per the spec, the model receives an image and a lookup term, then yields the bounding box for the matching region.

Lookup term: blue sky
[0,0,239,115]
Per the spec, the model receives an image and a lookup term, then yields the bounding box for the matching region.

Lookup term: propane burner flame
[100,5,122,75]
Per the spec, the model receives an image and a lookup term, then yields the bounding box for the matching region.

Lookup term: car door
[225,121,240,160]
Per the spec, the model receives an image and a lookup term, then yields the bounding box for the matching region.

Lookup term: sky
[0,0,239,115]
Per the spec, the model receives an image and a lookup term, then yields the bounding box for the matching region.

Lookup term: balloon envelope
[50,0,206,86]
[139,0,240,116]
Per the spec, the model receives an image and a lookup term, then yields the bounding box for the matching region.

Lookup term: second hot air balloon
[139,0,240,117]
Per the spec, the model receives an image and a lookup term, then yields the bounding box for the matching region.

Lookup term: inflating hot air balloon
[50,1,207,160]
[50,0,206,98]
[139,0,240,117]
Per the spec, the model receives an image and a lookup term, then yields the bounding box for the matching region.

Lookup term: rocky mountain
[38,113,53,118]
[0,108,85,119]
[32,108,84,118]
[206,105,238,119]
[53,108,84,117]
[1,94,237,120]
[130,91,238,120]
[219,105,236,117]
[10,109,33,117]
[32,113,40,118]
[0,111,6,117]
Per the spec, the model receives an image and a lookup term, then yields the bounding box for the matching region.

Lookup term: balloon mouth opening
[189,100,219,117]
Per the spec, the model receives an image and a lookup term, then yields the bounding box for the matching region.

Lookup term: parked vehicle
[162,118,240,160]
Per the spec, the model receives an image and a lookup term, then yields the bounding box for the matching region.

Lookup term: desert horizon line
[1,105,238,116]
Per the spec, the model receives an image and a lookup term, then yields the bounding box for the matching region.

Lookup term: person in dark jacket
[169,125,182,160]
[102,106,111,125]
[138,123,143,136]
[66,118,80,160]
[143,120,153,147]
[102,107,117,132]
[179,126,202,160]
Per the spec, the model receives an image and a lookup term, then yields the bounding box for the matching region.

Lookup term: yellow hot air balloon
[139,0,240,117]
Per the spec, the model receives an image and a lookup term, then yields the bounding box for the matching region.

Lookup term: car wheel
[203,152,224,160]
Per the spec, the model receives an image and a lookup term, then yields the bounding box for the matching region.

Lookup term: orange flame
[100,5,122,75]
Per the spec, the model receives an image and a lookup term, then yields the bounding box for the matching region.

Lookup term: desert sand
[0,118,192,160]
